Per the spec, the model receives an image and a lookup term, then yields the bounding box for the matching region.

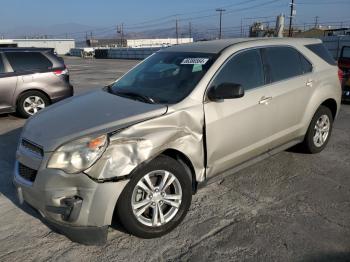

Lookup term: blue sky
[0,0,349,36]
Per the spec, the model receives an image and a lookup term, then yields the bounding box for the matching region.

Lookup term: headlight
[48,134,108,174]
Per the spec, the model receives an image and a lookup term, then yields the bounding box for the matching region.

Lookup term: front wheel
[116,155,192,238]
[301,105,333,154]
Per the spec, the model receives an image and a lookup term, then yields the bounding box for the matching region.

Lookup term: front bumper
[13,160,129,245]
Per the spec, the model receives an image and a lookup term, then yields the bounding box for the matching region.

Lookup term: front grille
[18,163,37,182]
[21,139,43,157]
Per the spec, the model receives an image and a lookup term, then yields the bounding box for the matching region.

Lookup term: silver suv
[13,38,341,244]
[0,48,73,118]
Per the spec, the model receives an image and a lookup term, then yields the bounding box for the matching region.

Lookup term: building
[0,39,75,55]
[293,28,326,38]
[126,38,193,48]
[86,38,126,48]
[85,38,193,48]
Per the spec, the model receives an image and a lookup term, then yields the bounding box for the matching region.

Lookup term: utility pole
[121,23,124,47]
[176,18,179,44]
[117,24,124,47]
[189,22,192,40]
[240,18,243,37]
[216,8,226,39]
[288,0,295,37]
[314,16,319,28]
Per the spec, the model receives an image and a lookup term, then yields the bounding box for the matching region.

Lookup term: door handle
[259,96,272,105]
[306,79,313,87]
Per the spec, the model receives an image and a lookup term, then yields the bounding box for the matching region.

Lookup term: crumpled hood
[21,90,167,151]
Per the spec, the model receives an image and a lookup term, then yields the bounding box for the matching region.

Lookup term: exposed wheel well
[321,99,337,120]
[16,89,51,107]
[161,149,198,194]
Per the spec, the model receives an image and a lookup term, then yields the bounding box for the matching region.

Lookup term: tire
[301,105,333,154]
[116,155,192,238]
[17,91,50,118]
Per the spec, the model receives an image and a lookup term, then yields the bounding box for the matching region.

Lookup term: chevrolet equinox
[13,38,341,244]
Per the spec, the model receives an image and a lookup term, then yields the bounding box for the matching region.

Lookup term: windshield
[109,52,216,104]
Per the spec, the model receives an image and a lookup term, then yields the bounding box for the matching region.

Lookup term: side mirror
[207,83,244,101]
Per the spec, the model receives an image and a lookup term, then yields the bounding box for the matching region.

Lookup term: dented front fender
[85,104,206,182]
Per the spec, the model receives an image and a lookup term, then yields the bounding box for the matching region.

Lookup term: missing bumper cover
[46,196,83,222]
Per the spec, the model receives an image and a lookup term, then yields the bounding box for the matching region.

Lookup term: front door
[204,49,275,178]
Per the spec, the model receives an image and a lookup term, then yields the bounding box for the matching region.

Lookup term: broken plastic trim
[84,172,130,183]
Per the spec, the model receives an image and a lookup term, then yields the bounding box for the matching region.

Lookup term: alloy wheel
[23,96,46,115]
[131,170,182,227]
[313,114,330,147]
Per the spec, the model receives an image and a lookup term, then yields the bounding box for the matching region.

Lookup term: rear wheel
[301,106,333,153]
[17,91,49,118]
[117,155,192,238]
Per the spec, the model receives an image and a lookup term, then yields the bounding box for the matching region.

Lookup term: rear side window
[0,55,5,73]
[306,44,336,65]
[299,54,313,74]
[263,47,303,83]
[341,46,350,58]
[5,52,53,72]
[212,49,264,91]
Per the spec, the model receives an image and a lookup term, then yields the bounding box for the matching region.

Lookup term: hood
[22,90,167,151]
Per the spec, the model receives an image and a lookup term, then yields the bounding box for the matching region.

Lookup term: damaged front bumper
[13,160,129,245]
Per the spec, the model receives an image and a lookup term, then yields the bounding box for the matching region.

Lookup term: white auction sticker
[181,58,209,65]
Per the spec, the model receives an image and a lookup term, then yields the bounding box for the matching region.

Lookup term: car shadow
[301,252,350,262]
[0,126,41,220]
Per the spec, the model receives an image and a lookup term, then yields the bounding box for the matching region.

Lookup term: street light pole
[216,8,226,39]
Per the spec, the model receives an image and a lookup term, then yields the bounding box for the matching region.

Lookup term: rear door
[0,53,18,113]
[261,46,314,149]
[204,49,276,177]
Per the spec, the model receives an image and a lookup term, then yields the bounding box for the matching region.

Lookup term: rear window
[0,55,4,73]
[306,44,336,65]
[263,47,303,83]
[5,52,53,72]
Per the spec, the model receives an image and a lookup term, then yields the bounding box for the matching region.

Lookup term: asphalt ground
[0,56,349,261]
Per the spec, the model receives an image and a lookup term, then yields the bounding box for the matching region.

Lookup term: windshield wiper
[114,90,156,104]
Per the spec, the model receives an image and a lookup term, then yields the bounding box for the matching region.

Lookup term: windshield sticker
[192,64,203,72]
[181,58,209,65]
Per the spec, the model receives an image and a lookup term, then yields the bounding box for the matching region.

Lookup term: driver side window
[212,49,264,91]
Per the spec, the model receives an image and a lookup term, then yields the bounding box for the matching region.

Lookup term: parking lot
[0,56,350,261]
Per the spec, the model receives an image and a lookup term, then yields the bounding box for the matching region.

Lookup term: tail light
[338,68,344,84]
[54,66,68,76]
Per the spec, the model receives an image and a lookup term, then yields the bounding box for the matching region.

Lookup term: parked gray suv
[0,48,73,118]
[13,38,341,245]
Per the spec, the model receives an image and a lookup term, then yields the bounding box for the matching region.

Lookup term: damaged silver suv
[14,38,341,244]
